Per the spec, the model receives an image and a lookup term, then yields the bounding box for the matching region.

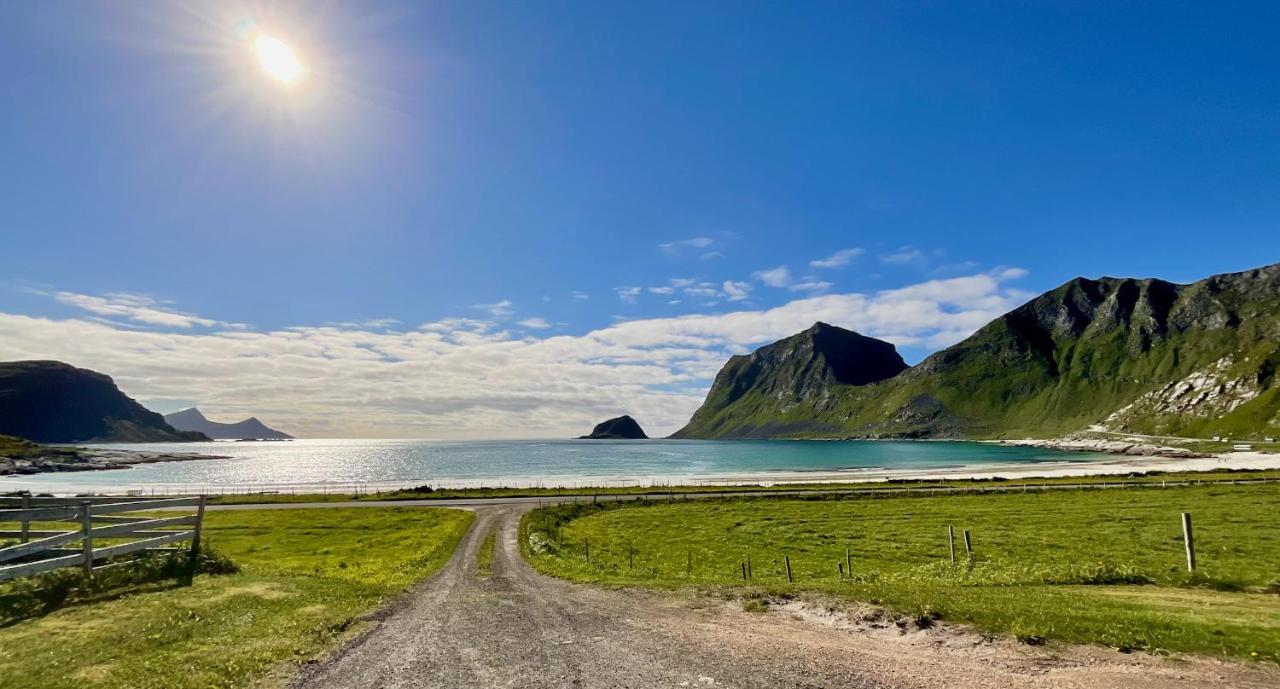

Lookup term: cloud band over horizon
[0,270,1033,439]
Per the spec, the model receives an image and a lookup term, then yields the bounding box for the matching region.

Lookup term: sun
[253,35,303,84]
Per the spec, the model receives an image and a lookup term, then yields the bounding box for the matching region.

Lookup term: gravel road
[292,506,1280,689]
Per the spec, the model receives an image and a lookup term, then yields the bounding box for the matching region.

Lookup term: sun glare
[253,35,303,84]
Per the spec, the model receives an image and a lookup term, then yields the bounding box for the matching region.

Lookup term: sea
[0,438,1116,495]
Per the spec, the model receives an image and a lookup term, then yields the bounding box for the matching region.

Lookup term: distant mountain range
[0,361,208,443]
[164,408,292,440]
[674,263,1280,440]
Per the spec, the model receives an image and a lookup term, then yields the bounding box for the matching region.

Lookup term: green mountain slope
[674,263,1280,440]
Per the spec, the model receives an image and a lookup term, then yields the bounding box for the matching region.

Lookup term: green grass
[0,507,474,689]
[198,467,1280,505]
[476,529,497,577]
[521,483,1280,662]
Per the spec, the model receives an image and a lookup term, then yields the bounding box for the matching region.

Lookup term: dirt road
[293,506,1279,689]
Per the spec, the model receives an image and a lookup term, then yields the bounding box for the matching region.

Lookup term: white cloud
[880,246,926,265]
[615,287,642,303]
[722,280,751,302]
[476,300,514,318]
[571,291,589,301]
[810,248,864,269]
[648,286,675,295]
[517,317,551,329]
[658,237,714,254]
[48,291,235,329]
[755,266,792,288]
[0,270,1029,439]
[754,267,831,293]
[791,279,833,292]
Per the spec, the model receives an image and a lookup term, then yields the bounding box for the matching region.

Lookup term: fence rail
[0,495,205,583]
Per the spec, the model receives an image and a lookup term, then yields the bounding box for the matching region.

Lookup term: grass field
[521,483,1280,662]
[198,467,1280,505]
[476,528,497,577]
[0,507,473,689]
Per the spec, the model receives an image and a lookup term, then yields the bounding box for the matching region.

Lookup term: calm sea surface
[1,439,1112,493]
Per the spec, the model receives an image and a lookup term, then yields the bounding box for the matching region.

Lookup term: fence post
[628,545,634,569]
[188,495,207,575]
[784,555,793,583]
[963,530,973,561]
[20,494,31,543]
[838,561,844,579]
[584,538,590,563]
[746,554,752,579]
[1181,512,1196,572]
[80,501,93,574]
[845,546,851,574]
[947,525,956,564]
[741,562,747,580]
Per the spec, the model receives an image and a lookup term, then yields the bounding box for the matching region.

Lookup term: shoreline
[0,445,229,477]
[2,446,1277,495]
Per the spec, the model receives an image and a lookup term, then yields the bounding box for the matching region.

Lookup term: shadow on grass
[0,549,238,627]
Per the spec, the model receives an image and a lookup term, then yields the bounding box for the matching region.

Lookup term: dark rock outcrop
[0,361,209,443]
[579,415,649,439]
[164,407,293,440]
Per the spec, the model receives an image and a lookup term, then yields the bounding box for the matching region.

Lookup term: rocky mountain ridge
[674,263,1280,440]
[164,407,293,440]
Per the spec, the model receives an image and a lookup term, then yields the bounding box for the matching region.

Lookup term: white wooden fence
[0,496,206,582]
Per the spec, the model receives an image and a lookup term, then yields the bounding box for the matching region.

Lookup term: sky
[1,1,1278,438]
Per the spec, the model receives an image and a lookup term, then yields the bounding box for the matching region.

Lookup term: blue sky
[1,2,1278,438]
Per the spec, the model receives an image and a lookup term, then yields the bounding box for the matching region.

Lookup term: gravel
[292,506,1280,689]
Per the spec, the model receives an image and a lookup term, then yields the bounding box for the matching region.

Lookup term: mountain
[164,408,293,440]
[0,361,209,443]
[579,415,649,439]
[674,263,1280,440]
[672,323,908,438]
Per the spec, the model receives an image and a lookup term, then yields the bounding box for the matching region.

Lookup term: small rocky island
[578,415,649,440]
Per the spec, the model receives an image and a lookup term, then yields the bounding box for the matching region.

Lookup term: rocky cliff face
[675,263,1280,440]
[0,361,209,443]
[164,407,293,440]
[579,415,649,439]
[671,322,908,438]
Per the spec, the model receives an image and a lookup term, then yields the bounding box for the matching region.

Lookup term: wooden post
[784,555,793,583]
[947,525,956,564]
[20,494,30,543]
[628,545,634,569]
[189,495,206,568]
[963,529,973,560]
[80,501,93,574]
[838,562,844,578]
[740,562,747,580]
[1181,512,1196,572]
[746,554,752,579]
[845,546,851,574]
[584,538,590,562]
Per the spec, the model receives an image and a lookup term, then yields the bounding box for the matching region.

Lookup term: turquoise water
[1,439,1111,493]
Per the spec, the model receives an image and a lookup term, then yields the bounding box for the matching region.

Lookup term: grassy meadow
[0,507,473,689]
[522,482,1280,662]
